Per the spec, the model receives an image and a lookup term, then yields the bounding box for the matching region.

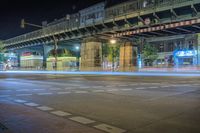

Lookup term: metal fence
[3,0,194,47]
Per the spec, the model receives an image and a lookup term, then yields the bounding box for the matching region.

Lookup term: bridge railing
[4,0,194,47]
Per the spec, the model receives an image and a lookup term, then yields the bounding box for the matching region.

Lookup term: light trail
[0,71,200,77]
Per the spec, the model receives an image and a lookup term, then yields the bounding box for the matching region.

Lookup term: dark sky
[0,0,108,40]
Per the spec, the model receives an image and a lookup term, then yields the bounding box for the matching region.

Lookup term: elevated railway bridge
[2,0,200,71]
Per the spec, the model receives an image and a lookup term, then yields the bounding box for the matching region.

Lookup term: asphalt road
[0,73,200,133]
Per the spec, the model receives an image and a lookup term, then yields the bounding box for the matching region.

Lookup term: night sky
[0,0,109,40]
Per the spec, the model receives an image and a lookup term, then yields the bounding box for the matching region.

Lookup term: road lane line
[16,94,32,96]
[107,89,118,91]
[0,95,10,97]
[50,88,61,90]
[38,93,53,95]
[135,87,145,90]
[16,89,29,92]
[120,88,132,91]
[33,89,45,91]
[148,87,158,89]
[24,102,39,107]
[57,92,71,94]
[37,106,53,111]
[161,86,170,88]
[92,90,105,93]
[69,116,95,124]
[75,91,88,94]
[94,124,126,133]
[51,111,71,117]
[14,99,27,103]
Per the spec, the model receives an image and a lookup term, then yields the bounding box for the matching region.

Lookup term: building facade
[145,33,200,68]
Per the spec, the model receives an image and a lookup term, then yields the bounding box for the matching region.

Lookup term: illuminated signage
[175,50,197,57]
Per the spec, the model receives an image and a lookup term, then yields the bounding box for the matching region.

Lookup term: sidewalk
[0,100,103,133]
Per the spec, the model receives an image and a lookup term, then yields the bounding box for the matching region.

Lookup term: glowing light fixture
[110,39,116,44]
[75,46,80,50]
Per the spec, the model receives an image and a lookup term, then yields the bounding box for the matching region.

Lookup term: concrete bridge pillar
[119,41,137,71]
[197,34,200,66]
[80,37,102,71]
[43,45,53,69]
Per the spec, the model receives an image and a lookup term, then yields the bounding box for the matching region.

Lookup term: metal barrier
[3,0,195,47]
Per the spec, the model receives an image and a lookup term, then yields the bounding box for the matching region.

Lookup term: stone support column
[80,37,102,71]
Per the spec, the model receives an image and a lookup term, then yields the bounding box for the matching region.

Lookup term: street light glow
[75,46,80,50]
[110,39,116,44]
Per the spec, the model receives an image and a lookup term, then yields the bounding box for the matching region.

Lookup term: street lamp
[75,46,80,50]
[110,39,117,44]
[20,19,58,70]
[75,46,80,71]
[109,38,117,71]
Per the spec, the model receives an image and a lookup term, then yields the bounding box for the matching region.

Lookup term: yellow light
[110,39,116,44]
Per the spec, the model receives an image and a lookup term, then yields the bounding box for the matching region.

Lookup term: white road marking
[16,89,29,92]
[14,99,27,103]
[69,116,95,124]
[148,87,158,89]
[24,102,39,107]
[92,86,103,88]
[120,88,132,91]
[130,84,138,86]
[92,90,105,93]
[50,88,61,90]
[181,84,191,86]
[78,87,89,89]
[37,106,53,111]
[75,91,88,94]
[1,90,12,92]
[106,85,115,87]
[161,86,170,88]
[94,124,126,133]
[118,85,128,87]
[38,93,53,95]
[57,92,71,94]
[51,110,71,116]
[16,94,32,96]
[0,95,10,97]
[135,87,145,90]
[33,89,45,91]
[65,87,73,90]
[107,89,119,92]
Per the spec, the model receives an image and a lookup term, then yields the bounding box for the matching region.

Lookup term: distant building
[145,33,200,68]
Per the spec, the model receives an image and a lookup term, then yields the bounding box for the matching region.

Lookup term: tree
[142,44,158,66]
[0,41,6,63]
[102,43,120,71]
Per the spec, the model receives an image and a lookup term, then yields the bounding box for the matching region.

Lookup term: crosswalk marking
[38,93,53,95]
[69,116,95,124]
[75,91,88,94]
[37,106,53,111]
[135,87,145,90]
[14,99,27,103]
[51,111,71,116]
[16,94,32,96]
[120,88,132,91]
[94,124,126,133]
[57,92,71,94]
[24,102,39,107]
[92,90,105,93]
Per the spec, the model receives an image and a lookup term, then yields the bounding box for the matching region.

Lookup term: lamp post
[110,39,117,71]
[75,46,80,71]
[20,19,58,70]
